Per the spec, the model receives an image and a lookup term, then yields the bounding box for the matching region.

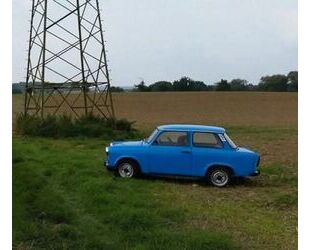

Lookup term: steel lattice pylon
[25,0,115,118]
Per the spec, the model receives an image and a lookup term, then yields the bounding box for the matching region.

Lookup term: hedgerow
[15,113,143,140]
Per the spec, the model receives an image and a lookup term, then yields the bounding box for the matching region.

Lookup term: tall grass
[15,113,143,140]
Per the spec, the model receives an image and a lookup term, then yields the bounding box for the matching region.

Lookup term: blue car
[104,124,260,187]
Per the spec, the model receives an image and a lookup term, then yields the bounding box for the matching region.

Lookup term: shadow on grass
[131,173,260,188]
[122,170,293,189]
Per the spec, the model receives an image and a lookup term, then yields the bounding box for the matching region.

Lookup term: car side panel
[108,147,149,173]
[192,147,231,176]
[192,147,257,177]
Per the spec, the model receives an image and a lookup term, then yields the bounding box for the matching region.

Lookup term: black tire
[116,160,139,178]
[207,167,231,187]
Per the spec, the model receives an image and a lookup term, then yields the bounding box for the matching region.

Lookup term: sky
[12,0,297,86]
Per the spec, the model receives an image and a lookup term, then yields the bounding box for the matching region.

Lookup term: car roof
[157,124,225,133]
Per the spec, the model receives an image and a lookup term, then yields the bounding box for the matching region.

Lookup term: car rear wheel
[208,168,231,187]
[117,160,138,178]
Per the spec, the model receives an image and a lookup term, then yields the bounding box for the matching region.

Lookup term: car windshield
[224,133,238,149]
[146,128,159,143]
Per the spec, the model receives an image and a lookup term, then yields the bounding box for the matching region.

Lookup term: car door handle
[181,150,191,154]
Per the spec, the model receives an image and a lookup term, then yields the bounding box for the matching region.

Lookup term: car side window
[193,132,223,148]
[155,131,188,146]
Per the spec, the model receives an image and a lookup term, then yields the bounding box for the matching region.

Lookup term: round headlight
[105,147,109,153]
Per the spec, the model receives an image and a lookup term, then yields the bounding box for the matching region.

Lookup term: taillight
[257,157,260,167]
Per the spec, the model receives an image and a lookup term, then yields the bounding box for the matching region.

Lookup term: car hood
[110,140,144,147]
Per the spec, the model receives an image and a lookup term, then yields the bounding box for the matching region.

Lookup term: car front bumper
[104,160,114,171]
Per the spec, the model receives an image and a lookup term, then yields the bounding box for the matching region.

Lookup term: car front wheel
[208,168,231,187]
[117,160,138,178]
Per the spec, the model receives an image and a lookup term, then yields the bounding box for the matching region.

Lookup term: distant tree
[190,80,208,91]
[247,83,258,91]
[149,81,173,91]
[215,79,231,91]
[287,71,298,92]
[110,86,124,92]
[229,79,249,91]
[173,77,207,91]
[12,88,22,94]
[12,83,23,94]
[258,74,288,92]
[134,81,150,92]
[205,85,216,91]
[173,77,191,91]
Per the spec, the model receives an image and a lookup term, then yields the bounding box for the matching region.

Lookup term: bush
[15,113,143,140]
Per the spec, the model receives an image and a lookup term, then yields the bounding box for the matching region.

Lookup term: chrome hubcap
[211,170,228,186]
[119,163,134,178]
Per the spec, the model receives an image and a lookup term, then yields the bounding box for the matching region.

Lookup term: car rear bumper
[250,169,260,176]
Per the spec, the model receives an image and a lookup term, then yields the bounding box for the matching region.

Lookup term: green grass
[13,137,237,249]
[13,127,297,249]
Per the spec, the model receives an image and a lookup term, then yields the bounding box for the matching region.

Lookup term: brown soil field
[113,92,297,129]
[13,92,297,130]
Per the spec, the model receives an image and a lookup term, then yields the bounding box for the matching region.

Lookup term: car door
[148,131,192,176]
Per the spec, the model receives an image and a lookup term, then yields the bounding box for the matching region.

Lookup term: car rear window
[193,132,223,148]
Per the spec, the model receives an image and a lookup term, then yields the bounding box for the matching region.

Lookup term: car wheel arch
[205,164,235,177]
[116,157,142,173]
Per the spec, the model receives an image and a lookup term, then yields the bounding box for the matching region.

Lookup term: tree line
[131,71,297,92]
[13,71,298,94]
